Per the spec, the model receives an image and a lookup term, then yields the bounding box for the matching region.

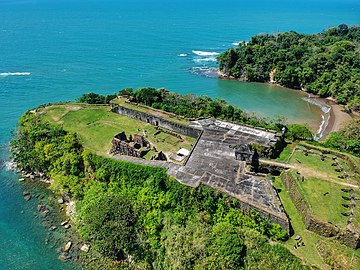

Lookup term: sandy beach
[319,98,354,140]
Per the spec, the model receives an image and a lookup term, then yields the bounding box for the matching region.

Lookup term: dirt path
[259,159,295,169]
[260,159,358,189]
[293,164,358,189]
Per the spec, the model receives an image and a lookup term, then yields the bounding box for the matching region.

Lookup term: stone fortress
[110,101,290,232]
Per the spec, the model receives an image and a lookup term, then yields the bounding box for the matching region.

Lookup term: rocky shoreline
[17,173,92,268]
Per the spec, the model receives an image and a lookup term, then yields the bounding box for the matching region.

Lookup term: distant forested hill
[217,24,360,110]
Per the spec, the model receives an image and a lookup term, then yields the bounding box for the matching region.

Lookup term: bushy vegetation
[11,111,310,270]
[324,119,360,156]
[77,92,117,104]
[218,24,360,110]
[119,87,285,131]
[285,124,313,141]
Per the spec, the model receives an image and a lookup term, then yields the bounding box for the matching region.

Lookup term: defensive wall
[110,103,202,138]
[281,171,359,249]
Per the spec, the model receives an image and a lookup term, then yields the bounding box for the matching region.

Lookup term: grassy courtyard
[272,142,360,268]
[39,103,196,158]
[277,144,360,230]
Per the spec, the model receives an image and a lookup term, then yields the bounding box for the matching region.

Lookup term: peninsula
[11,88,360,270]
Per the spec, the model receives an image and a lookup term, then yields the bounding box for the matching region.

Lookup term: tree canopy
[324,119,360,156]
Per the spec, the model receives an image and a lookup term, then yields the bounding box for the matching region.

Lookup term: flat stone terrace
[167,119,286,221]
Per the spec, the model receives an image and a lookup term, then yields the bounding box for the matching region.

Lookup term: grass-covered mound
[11,110,311,270]
[218,24,360,110]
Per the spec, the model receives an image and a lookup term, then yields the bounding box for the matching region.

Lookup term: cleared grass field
[300,176,350,228]
[39,103,196,158]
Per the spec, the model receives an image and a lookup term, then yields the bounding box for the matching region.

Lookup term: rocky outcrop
[218,48,239,77]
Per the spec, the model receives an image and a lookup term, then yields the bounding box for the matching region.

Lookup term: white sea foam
[0,72,31,76]
[314,113,330,141]
[192,50,219,56]
[304,97,331,113]
[4,160,16,171]
[178,53,188,57]
[193,57,217,63]
[303,96,331,141]
[189,67,218,78]
[232,41,248,46]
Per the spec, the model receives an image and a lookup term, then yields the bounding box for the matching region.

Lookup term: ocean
[0,0,359,269]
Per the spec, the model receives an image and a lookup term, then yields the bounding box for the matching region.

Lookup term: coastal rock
[42,220,52,228]
[19,178,25,182]
[66,200,77,221]
[24,195,31,201]
[60,221,68,226]
[58,198,64,204]
[50,225,57,231]
[37,204,50,217]
[58,254,72,261]
[63,241,72,252]
[23,191,30,196]
[64,224,71,229]
[80,244,90,253]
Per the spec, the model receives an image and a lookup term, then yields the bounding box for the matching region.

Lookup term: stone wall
[110,138,142,158]
[281,171,360,249]
[110,103,202,138]
[234,198,290,234]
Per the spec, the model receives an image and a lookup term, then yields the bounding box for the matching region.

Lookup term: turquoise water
[0,0,359,269]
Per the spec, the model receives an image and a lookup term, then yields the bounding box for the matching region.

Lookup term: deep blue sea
[0,0,359,269]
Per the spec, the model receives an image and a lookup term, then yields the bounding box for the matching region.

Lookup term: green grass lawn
[40,104,196,158]
[272,176,360,269]
[276,143,296,162]
[300,177,349,228]
[272,143,360,268]
[283,146,360,230]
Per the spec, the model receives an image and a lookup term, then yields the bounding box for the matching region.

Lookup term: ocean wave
[0,72,31,76]
[193,57,217,63]
[314,113,330,141]
[303,97,331,113]
[189,67,218,78]
[192,50,219,56]
[232,41,248,46]
[178,53,188,57]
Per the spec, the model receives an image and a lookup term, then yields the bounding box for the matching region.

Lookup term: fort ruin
[110,102,290,232]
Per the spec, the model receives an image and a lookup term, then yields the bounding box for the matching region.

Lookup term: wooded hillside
[218,25,360,110]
